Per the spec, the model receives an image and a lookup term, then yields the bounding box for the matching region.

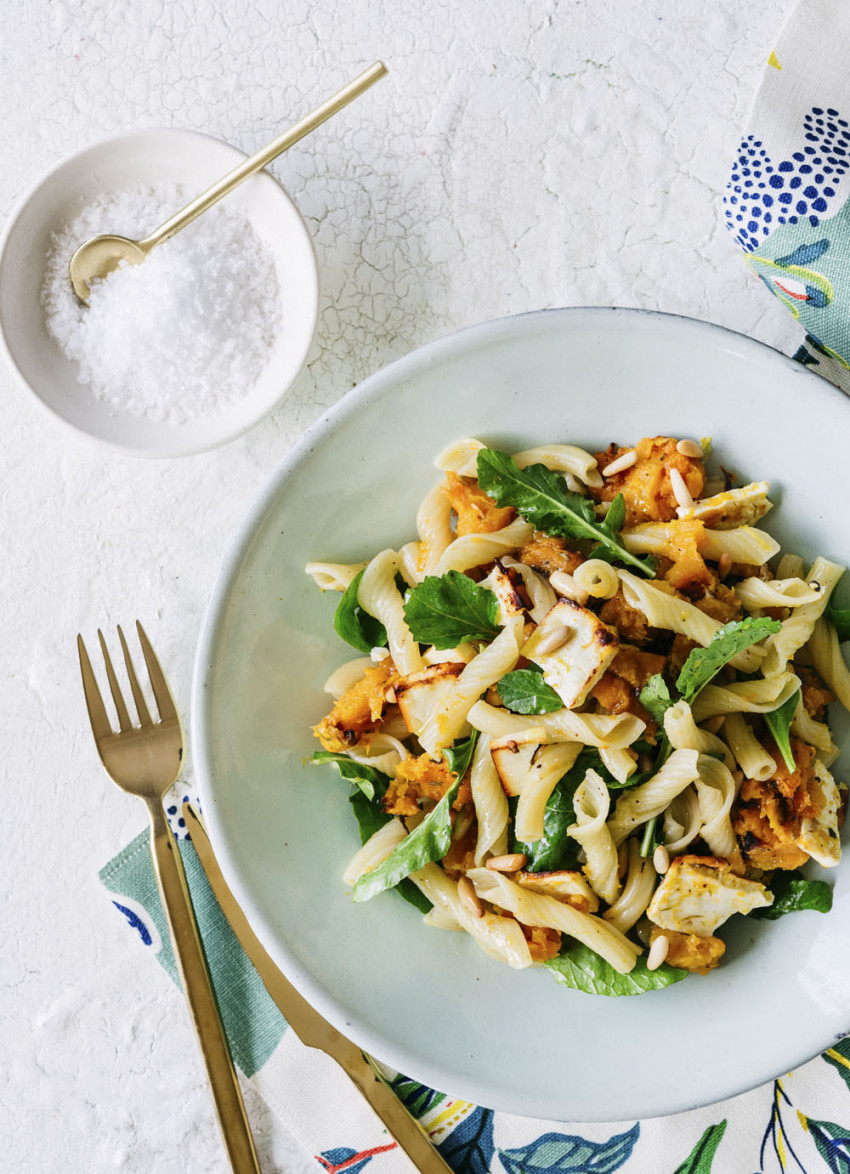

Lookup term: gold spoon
[69,61,387,303]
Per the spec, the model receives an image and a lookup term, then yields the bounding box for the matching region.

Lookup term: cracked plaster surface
[0,0,805,1170]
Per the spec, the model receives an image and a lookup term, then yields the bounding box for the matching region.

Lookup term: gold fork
[77,622,261,1174]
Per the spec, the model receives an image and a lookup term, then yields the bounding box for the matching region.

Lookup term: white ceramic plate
[0,128,318,457]
[193,307,850,1121]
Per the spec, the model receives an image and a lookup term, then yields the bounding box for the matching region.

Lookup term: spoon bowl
[69,233,148,302]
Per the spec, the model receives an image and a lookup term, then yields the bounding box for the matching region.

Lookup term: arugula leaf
[403,571,500,649]
[476,449,655,577]
[752,869,833,920]
[764,686,801,772]
[352,779,461,901]
[675,616,781,702]
[545,941,688,996]
[334,569,388,654]
[497,668,564,715]
[442,730,480,779]
[639,814,662,858]
[311,751,389,801]
[639,674,674,726]
[348,791,432,913]
[828,604,850,643]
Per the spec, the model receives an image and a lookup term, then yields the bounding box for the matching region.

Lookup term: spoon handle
[140,61,387,251]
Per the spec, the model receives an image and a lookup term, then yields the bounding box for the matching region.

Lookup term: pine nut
[548,571,588,605]
[676,439,704,459]
[653,845,670,874]
[535,624,573,655]
[669,468,694,511]
[457,876,484,918]
[717,552,732,579]
[384,687,397,704]
[602,450,638,477]
[647,934,669,971]
[486,853,527,872]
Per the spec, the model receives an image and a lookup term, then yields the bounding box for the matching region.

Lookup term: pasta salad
[305,436,848,996]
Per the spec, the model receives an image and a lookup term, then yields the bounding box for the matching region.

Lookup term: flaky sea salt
[42,185,282,425]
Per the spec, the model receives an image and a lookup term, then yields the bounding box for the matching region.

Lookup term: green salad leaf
[675,616,781,702]
[402,571,501,648]
[497,667,564,715]
[639,674,674,726]
[764,686,801,772]
[352,778,461,902]
[347,790,432,913]
[476,449,655,577]
[311,751,389,801]
[442,730,480,779]
[333,569,388,654]
[827,603,850,643]
[752,869,833,920]
[545,942,688,996]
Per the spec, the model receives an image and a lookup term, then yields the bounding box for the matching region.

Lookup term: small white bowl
[0,128,318,458]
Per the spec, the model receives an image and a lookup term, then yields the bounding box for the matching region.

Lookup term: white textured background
[0,1,803,1170]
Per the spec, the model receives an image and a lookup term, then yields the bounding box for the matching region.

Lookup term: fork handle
[148,802,261,1174]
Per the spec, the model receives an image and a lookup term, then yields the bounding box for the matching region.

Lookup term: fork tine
[77,634,113,741]
[136,621,178,722]
[97,629,133,731]
[117,624,152,726]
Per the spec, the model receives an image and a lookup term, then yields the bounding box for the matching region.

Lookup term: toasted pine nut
[384,687,397,704]
[602,450,638,477]
[669,468,694,511]
[486,853,527,872]
[548,571,589,606]
[647,934,669,971]
[676,439,704,459]
[717,552,732,579]
[534,624,573,655]
[457,876,484,918]
[653,845,670,874]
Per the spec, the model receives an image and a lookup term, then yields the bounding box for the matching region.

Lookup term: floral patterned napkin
[99,1,850,1170]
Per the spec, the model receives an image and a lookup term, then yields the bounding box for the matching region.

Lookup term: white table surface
[0,1,806,1169]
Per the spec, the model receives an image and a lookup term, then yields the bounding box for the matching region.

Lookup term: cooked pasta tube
[607,749,701,845]
[397,542,423,588]
[663,700,735,769]
[416,483,454,577]
[574,559,620,600]
[467,700,645,749]
[470,734,509,866]
[342,819,408,885]
[567,769,620,904]
[424,905,463,931]
[736,576,823,612]
[621,524,779,566]
[791,694,839,763]
[436,519,535,575]
[694,755,737,858]
[598,747,637,784]
[501,555,557,623]
[417,616,524,755]
[603,840,656,933]
[305,561,366,591]
[776,553,805,580]
[723,713,775,782]
[514,743,584,842]
[466,869,640,974]
[359,550,423,676]
[342,734,409,778]
[662,787,703,854]
[809,617,850,712]
[691,673,801,722]
[618,571,765,671]
[410,863,533,969]
[512,443,603,488]
[761,557,845,677]
[433,437,485,477]
[323,657,373,699]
